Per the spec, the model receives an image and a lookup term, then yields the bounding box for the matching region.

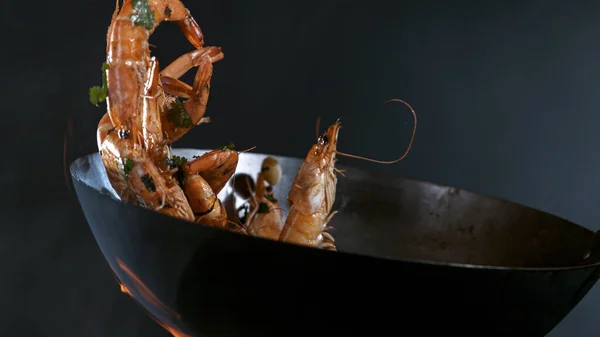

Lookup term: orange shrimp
[181,173,228,227]
[105,0,208,138]
[170,145,239,228]
[245,158,285,241]
[181,144,239,195]
[98,112,194,221]
[278,121,341,250]
[96,0,219,221]
[97,113,138,205]
[279,99,418,251]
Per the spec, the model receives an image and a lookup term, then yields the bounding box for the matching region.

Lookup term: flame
[116,257,191,337]
[153,319,193,337]
[116,258,181,320]
[119,283,133,297]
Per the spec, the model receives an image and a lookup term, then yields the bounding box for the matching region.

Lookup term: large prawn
[277,121,342,250]
[278,100,418,251]
[95,0,228,223]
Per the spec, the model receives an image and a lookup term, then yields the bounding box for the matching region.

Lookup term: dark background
[2,0,600,335]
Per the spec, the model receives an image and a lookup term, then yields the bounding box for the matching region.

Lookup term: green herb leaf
[122,158,134,176]
[165,155,188,186]
[219,142,235,150]
[165,155,188,169]
[141,174,156,192]
[89,86,107,105]
[257,202,270,214]
[166,99,194,128]
[89,62,110,106]
[164,6,172,16]
[130,0,155,30]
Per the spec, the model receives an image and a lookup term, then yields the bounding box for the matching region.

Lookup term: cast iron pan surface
[70,149,600,337]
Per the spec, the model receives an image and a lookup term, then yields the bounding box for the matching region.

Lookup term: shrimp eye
[322,135,329,145]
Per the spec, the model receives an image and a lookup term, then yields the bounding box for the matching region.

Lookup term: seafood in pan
[90,0,417,251]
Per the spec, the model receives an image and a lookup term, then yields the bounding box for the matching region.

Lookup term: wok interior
[73,149,595,269]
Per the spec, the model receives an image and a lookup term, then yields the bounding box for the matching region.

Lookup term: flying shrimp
[278,99,418,251]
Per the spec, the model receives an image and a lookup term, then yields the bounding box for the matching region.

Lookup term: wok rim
[69,148,600,272]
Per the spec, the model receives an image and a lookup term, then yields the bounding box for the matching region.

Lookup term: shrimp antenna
[240,145,257,153]
[227,220,248,234]
[336,99,417,164]
[315,115,321,140]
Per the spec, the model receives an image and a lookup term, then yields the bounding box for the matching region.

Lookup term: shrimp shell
[278,121,341,250]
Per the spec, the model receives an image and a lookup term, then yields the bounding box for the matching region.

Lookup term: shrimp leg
[158,47,224,144]
[245,158,285,241]
[163,0,206,49]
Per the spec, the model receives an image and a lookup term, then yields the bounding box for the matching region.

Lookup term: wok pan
[70,149,600,337]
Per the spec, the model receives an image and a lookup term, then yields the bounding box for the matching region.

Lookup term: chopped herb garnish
[89,62,109,106]
[265,194,278,203]
[166,99,194,128]
[257,202,270,214]
[122,158,134,176]
[165,155,188,186]
[219,142,235,150]
[89,86,107,105]
[165,155,188,169]
[130,0,155,30]
[164,6,172,16]
[141,174,156,192]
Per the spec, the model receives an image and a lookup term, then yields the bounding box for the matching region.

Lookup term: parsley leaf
[130,0,155,30]
[122,158,134,176]
[89,62,109,106]
[89,86,107,105]
[219,142,235,150]
[141,174,156,192]
[165,155,188,186]
[165,155,188,169]
[166,99,194,128]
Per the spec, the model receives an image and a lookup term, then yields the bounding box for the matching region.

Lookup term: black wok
[70,149,600,337]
